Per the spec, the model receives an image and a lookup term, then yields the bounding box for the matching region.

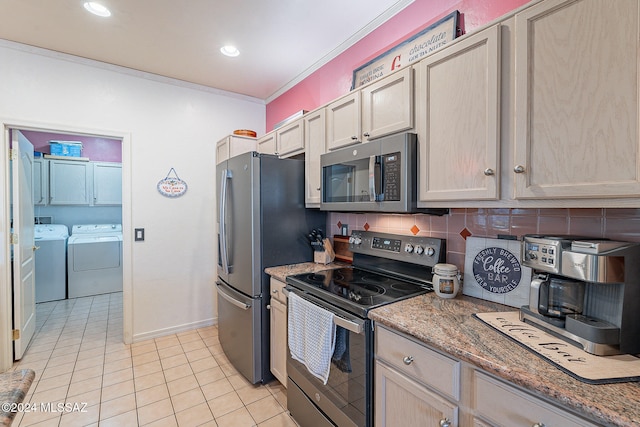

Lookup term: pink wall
[266,0,530,130]
[21,130,122,162]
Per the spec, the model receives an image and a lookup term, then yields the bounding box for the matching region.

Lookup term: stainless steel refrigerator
[216,151,326,384]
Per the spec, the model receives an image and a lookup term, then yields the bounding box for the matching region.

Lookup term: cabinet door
[228,136,257,159]
[513,0,640,199]
[269,296,287,387]
[375,360,458,427]
[49,160,90,205]
[33,158,48,206]
[93,162,122,205]
[326,92,361,150]
[216,136,230,164]
[257,133,277,155]
[304,109,326,207]
[474,371,599,427]
[276,119,305,157]
[418,25,500,202]
[361,66,414,141]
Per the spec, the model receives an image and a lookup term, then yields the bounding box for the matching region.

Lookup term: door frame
[0,118,133,372]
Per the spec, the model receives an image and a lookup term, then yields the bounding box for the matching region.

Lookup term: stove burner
[390,282,424,292]
[348,283,386,304]
[360,274,392,284]
[306,273,329,283]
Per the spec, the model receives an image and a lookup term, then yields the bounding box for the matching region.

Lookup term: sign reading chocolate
[351,10,461,89]
[472,247,522,294]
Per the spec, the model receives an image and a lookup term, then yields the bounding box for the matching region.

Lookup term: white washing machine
[34,224,69,303]
[67,224,123,298]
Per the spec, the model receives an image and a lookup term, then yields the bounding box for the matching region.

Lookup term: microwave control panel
[382,152,401,201]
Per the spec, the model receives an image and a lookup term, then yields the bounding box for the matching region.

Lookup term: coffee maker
[520,235,640,356]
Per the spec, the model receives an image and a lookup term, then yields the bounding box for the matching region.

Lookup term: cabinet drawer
[376,325,460,401]
[270,278,287,305]
[474,372,598,427]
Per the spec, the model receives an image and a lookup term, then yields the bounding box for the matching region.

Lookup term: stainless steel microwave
[320,132,447,214]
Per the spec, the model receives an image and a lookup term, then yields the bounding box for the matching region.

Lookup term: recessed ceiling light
[83,2,111,17]
[220,45,240,57]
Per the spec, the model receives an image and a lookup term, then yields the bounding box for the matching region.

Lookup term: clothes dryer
[34,224,69,303]
[67,224,123,298]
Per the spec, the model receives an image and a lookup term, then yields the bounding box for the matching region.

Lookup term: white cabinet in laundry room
[93,162,122,205]
[33,158,48,206]
[48,159,91,205]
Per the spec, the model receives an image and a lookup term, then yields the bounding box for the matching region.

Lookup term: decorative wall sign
[157,168,187,198]
[351,10,460,89]
[463,237,532,307]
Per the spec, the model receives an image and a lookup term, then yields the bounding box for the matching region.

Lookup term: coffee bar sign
[351,10,460,89]
[463,237,532,308]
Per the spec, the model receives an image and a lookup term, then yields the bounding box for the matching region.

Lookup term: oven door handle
[285,286,363,334]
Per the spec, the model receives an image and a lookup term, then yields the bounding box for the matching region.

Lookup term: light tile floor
[10,292,297,427]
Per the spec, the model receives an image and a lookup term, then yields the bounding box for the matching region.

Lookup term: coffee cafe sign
[351,10,460,89]
[463,237,532,308]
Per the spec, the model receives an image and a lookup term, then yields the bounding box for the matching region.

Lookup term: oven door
[286,287,372,427]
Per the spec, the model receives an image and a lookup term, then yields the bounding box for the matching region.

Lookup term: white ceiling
[0,0,412,101]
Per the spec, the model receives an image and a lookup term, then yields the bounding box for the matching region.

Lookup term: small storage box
[49,140,83,157]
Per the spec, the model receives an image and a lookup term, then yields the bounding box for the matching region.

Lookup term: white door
[11,130,36,360]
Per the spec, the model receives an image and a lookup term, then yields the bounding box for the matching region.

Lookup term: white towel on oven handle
[287,292,336,385]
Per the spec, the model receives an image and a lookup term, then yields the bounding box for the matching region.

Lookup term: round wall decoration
[157,168,187,198]
[472,246,522,294]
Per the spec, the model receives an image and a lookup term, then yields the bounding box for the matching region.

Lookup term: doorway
[0,119,132,372]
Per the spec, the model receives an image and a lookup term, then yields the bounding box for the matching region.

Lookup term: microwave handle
[369,155,382,202]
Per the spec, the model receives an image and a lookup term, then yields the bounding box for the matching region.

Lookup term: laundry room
[20,128,123,304]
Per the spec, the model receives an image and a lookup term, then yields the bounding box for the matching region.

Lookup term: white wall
[0,40,265,343]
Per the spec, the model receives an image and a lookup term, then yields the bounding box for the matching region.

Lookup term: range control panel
[348,230,445,267]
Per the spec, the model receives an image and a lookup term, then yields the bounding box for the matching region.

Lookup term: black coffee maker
[520,235,640,356]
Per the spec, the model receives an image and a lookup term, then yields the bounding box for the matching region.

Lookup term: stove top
[286,231,446,317]
[287,267,431,317]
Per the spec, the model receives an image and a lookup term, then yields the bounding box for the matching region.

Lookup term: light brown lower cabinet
[269,278,287,387]
[374,324,600,427]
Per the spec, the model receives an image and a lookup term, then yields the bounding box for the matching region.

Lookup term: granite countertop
[0,369,35,426]
[265,261,349,283]
[369,293,640,427]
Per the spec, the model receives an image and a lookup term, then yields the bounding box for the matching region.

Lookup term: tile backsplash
[328,208,640,272]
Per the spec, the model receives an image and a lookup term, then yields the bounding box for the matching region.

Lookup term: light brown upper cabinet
[417,25,500,202]
[326,67,414,151]
[513,0,640,199]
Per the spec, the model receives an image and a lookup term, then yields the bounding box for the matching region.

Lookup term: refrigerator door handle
[219,168,232,274]
[217,282,251,310]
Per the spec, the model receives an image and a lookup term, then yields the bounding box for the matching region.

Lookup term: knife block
[314,238,335,265]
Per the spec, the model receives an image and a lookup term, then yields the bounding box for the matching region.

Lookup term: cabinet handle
[514,165,526,173]
[272,289,278,294]
[316,187,321,191]
[266,304,271,310]
[532,424,545,427]
[402,356,414,365]
[351,136,358,140]
[439,418,451,427]
[483,168,495,176]
[363,132,370,138]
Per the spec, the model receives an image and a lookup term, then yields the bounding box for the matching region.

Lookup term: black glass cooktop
[286,267,431,317]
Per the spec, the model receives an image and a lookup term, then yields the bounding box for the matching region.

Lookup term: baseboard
[132,317,217,343]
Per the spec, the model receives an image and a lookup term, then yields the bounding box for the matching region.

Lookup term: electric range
[285,230,446,427]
